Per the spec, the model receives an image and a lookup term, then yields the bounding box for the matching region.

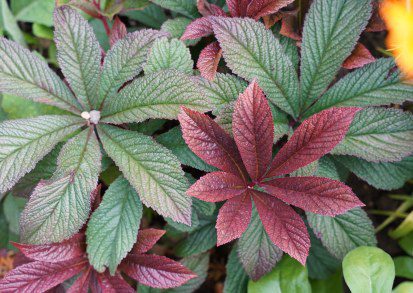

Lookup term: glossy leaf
[86,176,143,274]
[0,115,83,194]
[20,129,101,244]
[98,125,191,224]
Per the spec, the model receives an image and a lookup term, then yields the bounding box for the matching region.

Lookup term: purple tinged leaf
[109,17,127,47]
[187,171,246,202]
[121,254,196,289]
[216,192,252,246]
[197,41,222,80]
[247,0,295,20]
[67,268,92,293]
[178,107,248,180]
[133,229,166,254]
[233,80,274,181]
[181,17,214,40]
[0,258,87,293]
[12,233,85,263]
[266,107,361,178]
[197,0,226,16]
[252,190,310,265]
[226,0,249,17]
[96,272,135,293]
[261,176,364,216]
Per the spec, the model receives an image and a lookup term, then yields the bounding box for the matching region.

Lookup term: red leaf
[280,14,301,41]
[109,17,127,47]
[67,267,92,293]
[121,254,196,289]
[187,171,246,202]
[247,0,295,20]
[261,177,364,216]
[0,258,87,293]
[132,229,166,254]
[12,234,85,263]
[233,80,274,181]
[227,0,250,17]
[181,17,214,40]
[96,272,135,293]
[197,0,226,16]
[197,41,222,80]
[343,43,375,70]
[90,184,102,212]
[216,192,252,246]
[179,107,248,179]
[252,191,310,265]
[366,2,386,32]
[266,107,361,178]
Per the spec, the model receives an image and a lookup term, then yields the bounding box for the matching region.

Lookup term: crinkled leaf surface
[144,38,193,74]
[238,206,283,280]
[20,129,101,244]
[300,0,372,109]
[306,59,413,116]
[211,17,300,117]
[99,29,167,107]
[161,17,200,46]
[54,6,101,109]
[197,41,222,80]
[101,70,208,124]
[0,38,81,113]
[86,176,143,274]
[98,124,191,224]
[224,244,248,293]
[0,115,83,194]
[307,208,377,260]
[332,108,413,162]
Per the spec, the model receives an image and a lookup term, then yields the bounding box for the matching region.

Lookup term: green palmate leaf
[306,59,413,117]
[176,216,217,257]
[307,208,377,260]
[54,6,101,110]
[3,193,26,235]
[316,156,349,182]
[272,24,299,70]
[99,29,167,108]
[14,0,54,26]
[248,256,311,293]
[124,3,167,29]
[87,176,143,274]
[161,17,200,46]
[300,0,372,110]
[101,70,208,124]
[20,129,101,244]
[0,115,83,194]
[212,17,300,117]
[195,73,247,111]
[144,38,193,74]
[0,0,26,45]
[193,197,215,216]
[98,124,192,224]
[11,144,61,197]
[334,155,413,190]
[129,119,166,135]
[307,225,340,280]
[215,102,235,134]
[332,108,413,162]
[238,206,283,281]
[343,247,395,293]
[224,244,249,293]
[151,0,199,19]
[157,127,217,172]
[0,37,81,113]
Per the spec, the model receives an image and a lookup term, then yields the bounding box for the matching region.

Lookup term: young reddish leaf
[90,184,102,212]
[216,192,252,246]
[233,80,274,180]
[252,191,310,265]
[133,229,166,254]
[266,107,361,178]
[12,233,85,263]
[227,0,249,17]
[197,41,222,80]
[187,171,246,202]
[67,268,92,293]
[178,107,248,179]
[280,14,301,41]
[247,0,295,20]
[0,258,87,292]
[342,43,375,70]
[121,254,196,289]
[109,17,127,47]
[181,17,214,40]
[261,177,364,216]
[97,272,135,293]
[197,0,226,16]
